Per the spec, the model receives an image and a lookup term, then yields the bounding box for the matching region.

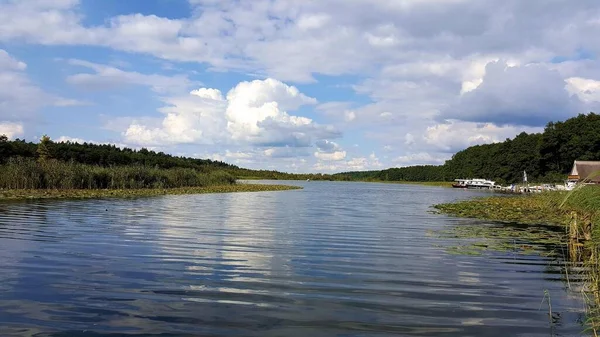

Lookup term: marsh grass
[0,157,236,190]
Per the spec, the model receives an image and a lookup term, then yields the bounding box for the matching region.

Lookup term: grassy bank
[0,184,302,201]
[434,185,600,228]
[0,157,302,200]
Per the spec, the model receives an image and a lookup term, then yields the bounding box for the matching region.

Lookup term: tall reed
[0,157,236,190]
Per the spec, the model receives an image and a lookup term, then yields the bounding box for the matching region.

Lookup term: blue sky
[0,0,599,172]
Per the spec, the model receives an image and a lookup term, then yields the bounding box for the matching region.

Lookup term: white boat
[466,178,496,189]
[453,178,496,189]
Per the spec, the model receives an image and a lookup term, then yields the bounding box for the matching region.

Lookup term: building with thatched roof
[568,161,600,184]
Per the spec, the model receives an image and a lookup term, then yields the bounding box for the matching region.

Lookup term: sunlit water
[0,181,588,336]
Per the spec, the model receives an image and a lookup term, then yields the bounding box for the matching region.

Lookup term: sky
[0,0,599,173]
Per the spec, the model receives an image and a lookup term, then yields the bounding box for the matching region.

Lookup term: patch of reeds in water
[0,184,302,201]
[0,157,236,190]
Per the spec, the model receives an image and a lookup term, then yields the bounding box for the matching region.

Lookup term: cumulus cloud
[123,78,339,149]
[2,0,600,171]
[393,152,448,167]
[566,77,600,103]
[0,122,24,139]
[225,78,317,142]
[264,147,311,158]
[424,120,542,152]
[3,0,598,82]
[314,154,383,172]
[54,135,130,149]
[315,151,347,161]
[440,62,583,127]
[314,139,346,161]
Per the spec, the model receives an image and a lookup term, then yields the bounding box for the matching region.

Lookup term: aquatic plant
[0,184,302,201]
[434,184,600,333]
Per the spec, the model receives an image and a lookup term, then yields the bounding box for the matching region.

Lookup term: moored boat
[453,178,496,189]
[452,179,468,188]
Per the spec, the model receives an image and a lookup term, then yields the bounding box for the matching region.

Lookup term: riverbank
[434,185,600,227]
[0,184,302,201]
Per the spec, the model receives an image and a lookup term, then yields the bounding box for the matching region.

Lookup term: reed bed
[434,186,600,227]
[0,158,236,190]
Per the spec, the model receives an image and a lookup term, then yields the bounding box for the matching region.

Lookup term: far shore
[0,184,302,201]
[374,181,453,187]
[238,177,453,188]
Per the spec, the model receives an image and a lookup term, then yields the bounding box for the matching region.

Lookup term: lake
[0,181,587,336]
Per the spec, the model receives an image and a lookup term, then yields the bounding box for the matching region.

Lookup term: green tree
[37,134,52,162]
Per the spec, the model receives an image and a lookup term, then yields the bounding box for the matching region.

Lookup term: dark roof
[570,161,600,183]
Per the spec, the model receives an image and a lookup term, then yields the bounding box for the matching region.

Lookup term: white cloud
[566,77,600,102]
[1,0,600,172]
[0,122,24,139]
[314,139,346,161]
[393,152,448,167]
[424,120,542,152]
[54,135,130,149]
[225,78,317,142]
[0,49,27,71]
[123,78,338,149]
[55,136,87,143]
[67,59,195,94]
[0,49,81,129]
[3,0,597,83]
[440,61,584,127]
[315,151,346,161]
[313,153,382,172]
[264,147,310,158]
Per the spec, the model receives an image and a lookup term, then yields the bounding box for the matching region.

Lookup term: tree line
[336,113,600,184]
[0,135,337,182]
[1,112,598,185]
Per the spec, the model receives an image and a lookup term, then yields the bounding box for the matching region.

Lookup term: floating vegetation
[0,184,302,201]
[434,185,600,333]
[428,222,565,257]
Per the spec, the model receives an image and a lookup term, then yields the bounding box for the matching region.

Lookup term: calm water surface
[0,181,587,336]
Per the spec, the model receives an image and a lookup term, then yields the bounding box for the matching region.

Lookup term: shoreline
[240,178,453,188]
[434,186,599,227]
[0,184,302,201]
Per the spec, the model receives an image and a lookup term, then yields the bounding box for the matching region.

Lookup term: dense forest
[0,135,337,183]
[1,112,598,186]
[336,113,600,184]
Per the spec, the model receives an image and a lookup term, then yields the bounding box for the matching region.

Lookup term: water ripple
[0,182,587,336]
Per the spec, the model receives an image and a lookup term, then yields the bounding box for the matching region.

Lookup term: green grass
[434,186,600,226]
[0,184,302,201]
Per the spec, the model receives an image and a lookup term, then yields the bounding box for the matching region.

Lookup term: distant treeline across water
[1,113,599,185]
[335,113,600,184]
